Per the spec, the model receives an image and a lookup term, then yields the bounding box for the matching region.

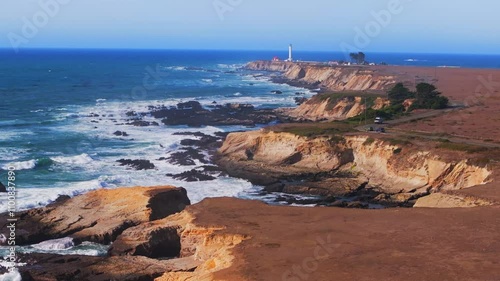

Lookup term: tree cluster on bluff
[349,82,449,122]
[388,82,449,110]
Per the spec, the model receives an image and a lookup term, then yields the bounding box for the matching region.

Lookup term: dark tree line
[388,82,449,110]
[349,52,366,64]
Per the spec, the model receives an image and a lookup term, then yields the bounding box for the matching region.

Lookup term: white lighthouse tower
[287,44,293,62]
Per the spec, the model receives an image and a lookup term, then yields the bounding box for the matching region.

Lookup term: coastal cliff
[218,131,493,199]
[281,95,391,121]
[246,61,397,92]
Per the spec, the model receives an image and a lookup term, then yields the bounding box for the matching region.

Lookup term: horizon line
[0,47,499,56]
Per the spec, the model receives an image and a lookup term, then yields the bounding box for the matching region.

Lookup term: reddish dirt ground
[376,66,500,141]
[186,198,500,281]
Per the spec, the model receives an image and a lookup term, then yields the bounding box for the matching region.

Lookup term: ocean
[1,49,500,214]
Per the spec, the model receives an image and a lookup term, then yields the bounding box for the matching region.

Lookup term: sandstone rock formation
[218,130,493,199]
[110,210,248,281]
[10,188,246,281]
[246,61,397,92]
[282,95,391,121]
[0,186,190,246]
[413,193,494,208]
[20,254,200,281]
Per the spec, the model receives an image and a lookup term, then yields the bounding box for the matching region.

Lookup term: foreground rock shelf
[3,186,499,281]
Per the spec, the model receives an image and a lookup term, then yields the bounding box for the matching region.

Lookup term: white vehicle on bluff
[374,117,384,124]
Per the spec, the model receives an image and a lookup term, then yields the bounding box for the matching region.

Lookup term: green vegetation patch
[437,142,489,154]
[363,137,375,145]
[268,122,356,138]
[386,138,413,146]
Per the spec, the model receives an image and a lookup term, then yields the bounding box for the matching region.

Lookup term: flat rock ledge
[0,186,191,246]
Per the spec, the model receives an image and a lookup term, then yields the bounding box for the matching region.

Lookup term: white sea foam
[0,266,22,281]
[404,59,428,62]
[0,240,108,258]
[0,148,30,162]
[32,237,75,251]
[0,130,34,142]
[217,63,244,70]
[51,153,93,166]
[1,159,37,171]
[164,66,187,71]
[0,179,103,212]
[201,79,213,83]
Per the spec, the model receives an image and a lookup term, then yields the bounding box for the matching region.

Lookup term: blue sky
[1,0,499,54]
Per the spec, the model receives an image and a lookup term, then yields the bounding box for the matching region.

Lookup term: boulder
[126,120,159,127]
[0,181,6,193]
[117,159,155,170]
[149,101,277,127]
[113,131,129,137]
[165,147,208,166]
[167,169,217,182]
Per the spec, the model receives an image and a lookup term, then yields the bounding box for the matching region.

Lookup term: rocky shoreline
[83,68,495,210]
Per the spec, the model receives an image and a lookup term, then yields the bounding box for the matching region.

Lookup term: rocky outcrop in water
[113,130,129,137]
[167,169,217,182]
[117,159,156,170]
[147,101,277,127]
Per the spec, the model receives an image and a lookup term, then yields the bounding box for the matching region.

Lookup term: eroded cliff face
[219,131,492,196]
[246,61,397,92]
[345,136,492,194]
[153,212,248,281]
[283,96,390,121]
[219,130,350,171]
